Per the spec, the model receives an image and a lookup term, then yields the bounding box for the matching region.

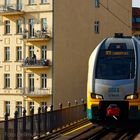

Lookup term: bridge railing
[0,101,87,140]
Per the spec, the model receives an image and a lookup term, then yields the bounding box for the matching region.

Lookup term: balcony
[22,58,50,70]
[23,87,51,97]
[0,4,24,16]
[23,30,51,44]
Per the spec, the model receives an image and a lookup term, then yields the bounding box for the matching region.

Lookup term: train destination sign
[105,51,128,56]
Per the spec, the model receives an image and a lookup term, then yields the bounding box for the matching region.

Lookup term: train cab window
[95,41,135,80]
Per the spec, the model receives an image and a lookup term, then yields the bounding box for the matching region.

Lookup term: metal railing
[23,87,51,96]
[23,30,51,40]
[0,101,86,140]
[22,59,50,67]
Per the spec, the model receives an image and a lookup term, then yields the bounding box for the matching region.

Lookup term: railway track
[39,120,140,140]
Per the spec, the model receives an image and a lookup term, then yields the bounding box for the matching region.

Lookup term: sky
[132,0,140,7]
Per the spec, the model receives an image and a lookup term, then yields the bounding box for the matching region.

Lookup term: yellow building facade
[0,0,53,119]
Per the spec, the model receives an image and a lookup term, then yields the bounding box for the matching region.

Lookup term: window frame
[41,18,47,31]
[94,21,100,34]
[41,74,47,89]
[5,20,10,34]
[16,74,22,88]
[4,47,10,61]
[5,101,10,116]
[16,19,22,34]
[41,0,47,4]
[4,74,10,88]
[95,0,100,8]
[41,45,47,60]
[16,46,22,61]
[16,101,22,117]
[29,0,35,5]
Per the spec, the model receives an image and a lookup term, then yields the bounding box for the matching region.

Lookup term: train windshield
[95,41,135,80]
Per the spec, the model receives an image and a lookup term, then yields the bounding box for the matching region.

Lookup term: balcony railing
[23,87,51,97]
[22,59,50,69]
[23,30,52,42]
[0,4,24,15]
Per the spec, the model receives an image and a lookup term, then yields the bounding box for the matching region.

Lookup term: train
[87,33,140,123]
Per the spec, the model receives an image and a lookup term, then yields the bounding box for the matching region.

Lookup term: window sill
[3,61,12,63]
[15,33,23,35]
[39,3,50,5]
[14,60,22,63]
[15,88,23,90]
[3,34,12,36]
[28,4,37,6]
[3,88,12,90]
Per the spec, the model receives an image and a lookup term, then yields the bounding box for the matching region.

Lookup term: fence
[0,101,87,140]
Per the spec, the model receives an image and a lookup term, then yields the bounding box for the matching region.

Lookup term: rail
[0,101,86,140]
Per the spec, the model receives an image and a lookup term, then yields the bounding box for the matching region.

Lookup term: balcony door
[17,0,22,10]
[29,19,35,37]
[5,0,10,6]
[29,74,34,92]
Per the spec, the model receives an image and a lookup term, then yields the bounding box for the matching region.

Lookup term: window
[16,74,22,88]
[41,45,47,60]
[16,101,22,117]
[41,102,47,112]
[95,41,135,80]
[94,21,99,34]
[41,0,47,4]
[4,74,10,88]
[29,102,34,112]
[16,46,22,61]
[5,0,10,6]
[29,46,34,57]
[29,74,34,92]
[41,18,47,31]
[17,0,22,10]
[5,47,10,61]
[29,0,35,5]
[17,19,22,34]
[95,0,100,7]
[29,19,35,37]
[41,74,47,89]
[135,18,140,23]
[5,20,10,34]
[5,101,10,116]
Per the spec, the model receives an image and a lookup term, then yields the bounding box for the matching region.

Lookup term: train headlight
[91,93,103,99]
[125,94,138,100]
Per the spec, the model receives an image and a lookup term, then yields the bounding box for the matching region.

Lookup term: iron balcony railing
[23,87,51,96]
[22,59,50,68]
[23,30,52,40]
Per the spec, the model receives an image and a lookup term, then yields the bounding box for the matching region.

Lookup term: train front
[87,34,140,122]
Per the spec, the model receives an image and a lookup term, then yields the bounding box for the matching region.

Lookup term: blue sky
[133,0,140,7]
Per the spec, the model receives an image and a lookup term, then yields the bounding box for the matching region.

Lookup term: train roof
[101,37,134,50]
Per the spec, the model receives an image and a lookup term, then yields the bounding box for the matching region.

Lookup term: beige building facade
[53,0,132,108]
[0,0,132,119]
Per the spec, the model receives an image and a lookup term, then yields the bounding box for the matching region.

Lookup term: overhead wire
[99,2,131,29]
[113,0,131,13]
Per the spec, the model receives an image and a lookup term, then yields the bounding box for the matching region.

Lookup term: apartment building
[0,0,132,119]
[132,7,140,38]
[0,0,53,119]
